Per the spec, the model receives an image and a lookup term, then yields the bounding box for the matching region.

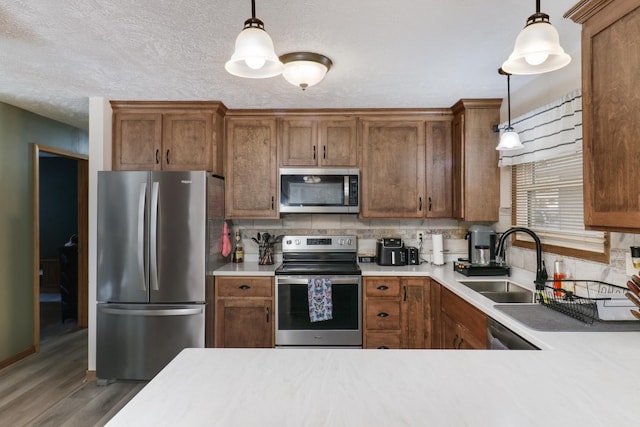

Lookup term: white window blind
[513,151,606,254]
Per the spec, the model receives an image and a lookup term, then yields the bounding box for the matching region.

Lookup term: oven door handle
[276,277,359,285]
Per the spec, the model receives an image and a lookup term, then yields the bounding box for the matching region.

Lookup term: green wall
[0,102,88,362]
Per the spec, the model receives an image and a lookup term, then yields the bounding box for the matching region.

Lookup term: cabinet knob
[419,197,423,211]
[428,197,432,211]
[155,149,159,164]
[323,145,326,159]
[377,312,389,318]
[239,285,251,290]
[313,145,316,160]
[266,307,270,323]
[452,334,459,348]
[376,285,389,291]
[166,150,170,164]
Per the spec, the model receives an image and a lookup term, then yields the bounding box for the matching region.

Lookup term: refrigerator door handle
[150,181,160,292]
[98,307,204,316]
[137,182,147,292]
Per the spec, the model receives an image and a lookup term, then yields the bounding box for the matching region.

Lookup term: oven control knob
[294,239,301,245]
[285,239,292,245]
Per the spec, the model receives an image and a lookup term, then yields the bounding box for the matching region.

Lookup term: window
[512,150,608,262]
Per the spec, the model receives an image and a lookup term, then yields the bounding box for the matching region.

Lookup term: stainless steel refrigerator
[97,170,218,381]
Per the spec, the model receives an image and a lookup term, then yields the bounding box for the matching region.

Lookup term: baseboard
[0,345,36,370]
[85,370,97,382]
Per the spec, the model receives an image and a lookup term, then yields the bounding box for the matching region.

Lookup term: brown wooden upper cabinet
[359,115,453,218]
[566,0,640,232]
[279,116,357,167]
[451,99,501,222]
[111,101,226,173]
[225,116,278,219]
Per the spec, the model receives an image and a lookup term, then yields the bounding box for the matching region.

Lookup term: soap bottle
[232,231,244,263]
[553,260,565,297]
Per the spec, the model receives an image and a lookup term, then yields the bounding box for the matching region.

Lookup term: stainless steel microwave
[279,167,360,214]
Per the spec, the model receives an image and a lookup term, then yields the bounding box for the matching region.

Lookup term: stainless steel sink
[458,280,535,304]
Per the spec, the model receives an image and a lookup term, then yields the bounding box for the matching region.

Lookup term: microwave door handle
[344,175,349,205]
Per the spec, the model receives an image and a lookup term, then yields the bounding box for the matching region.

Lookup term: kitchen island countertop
[118,261,640,426]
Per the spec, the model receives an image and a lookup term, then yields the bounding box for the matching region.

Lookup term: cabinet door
[279,118,318,166]
[319,118,357,167]
[215,298,273,348]
[440,312,459,349]
[451,100,501,222]
[401,278,430,349]
[425,121,453,218]
[113,113,162,171]
[225,118,278,218]
[162,112,213,171]
[360,119,425,218]
[441,287,486,350]
[577,1,640,230]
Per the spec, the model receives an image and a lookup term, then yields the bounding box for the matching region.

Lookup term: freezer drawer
[97,303,205,381]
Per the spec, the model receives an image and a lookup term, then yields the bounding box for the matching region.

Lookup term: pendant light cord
[507,73,512,128]
[251,0,256,19]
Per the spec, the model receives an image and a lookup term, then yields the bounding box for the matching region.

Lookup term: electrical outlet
[416,232,424,243]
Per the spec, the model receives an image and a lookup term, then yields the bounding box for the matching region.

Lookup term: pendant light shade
[497,129,523,150]
[280,52,333,90]
[496,68,524,151]
[225,0,283,79]
[502,0,571,75]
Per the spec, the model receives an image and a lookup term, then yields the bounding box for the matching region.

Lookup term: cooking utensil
[625,292,640,309]
[627,280,640,298]
[630,310,640,321]
[631,275,640,287]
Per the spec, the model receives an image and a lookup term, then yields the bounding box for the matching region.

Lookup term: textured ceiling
[0,0,581,130]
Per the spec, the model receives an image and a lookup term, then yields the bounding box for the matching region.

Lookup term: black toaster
[376,238,406,266]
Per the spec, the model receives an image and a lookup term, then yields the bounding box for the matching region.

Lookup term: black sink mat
[494,304,640,332]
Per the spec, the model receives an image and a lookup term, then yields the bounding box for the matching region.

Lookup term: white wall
[87,97,112,372]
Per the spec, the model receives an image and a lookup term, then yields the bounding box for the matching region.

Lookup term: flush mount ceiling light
[496,68,524,151]
[279,52,333,90]
[502,0,571,75]
[225,0,283,79]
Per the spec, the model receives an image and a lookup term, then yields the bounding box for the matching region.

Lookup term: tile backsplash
[222,215,473,265]
[209,213,639,288]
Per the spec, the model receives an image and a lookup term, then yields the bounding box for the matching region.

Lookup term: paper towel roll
[432,234,444,265]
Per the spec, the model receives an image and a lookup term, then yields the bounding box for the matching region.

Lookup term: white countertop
[110,261,640,426]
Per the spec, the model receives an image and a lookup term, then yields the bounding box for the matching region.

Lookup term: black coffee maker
[454,225,510,276]
[466,225,497,265]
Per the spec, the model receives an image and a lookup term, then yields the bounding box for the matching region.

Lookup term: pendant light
[496,68,524,151]
[225,0,283,79]
[279,52,333,90]
[502,0,571,75]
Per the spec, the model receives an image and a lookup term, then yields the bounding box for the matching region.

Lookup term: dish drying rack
[536,280,629,325]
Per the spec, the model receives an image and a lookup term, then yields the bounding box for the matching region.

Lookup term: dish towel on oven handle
[308,278,333,322]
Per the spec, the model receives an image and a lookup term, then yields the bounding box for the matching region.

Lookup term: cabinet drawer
[365,332,401,349]
[365,300,401,330]
[365,278,401,297]
[216,277,273,297]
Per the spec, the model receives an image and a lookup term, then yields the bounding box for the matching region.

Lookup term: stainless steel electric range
[274,235,362,348]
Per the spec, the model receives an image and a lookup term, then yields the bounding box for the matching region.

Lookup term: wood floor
[0,324,145,426]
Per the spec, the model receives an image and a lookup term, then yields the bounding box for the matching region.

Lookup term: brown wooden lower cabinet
[439,286,486,350]
[363,276,432,349]
[214,276,274,348]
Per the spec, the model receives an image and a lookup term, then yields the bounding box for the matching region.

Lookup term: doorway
[32,144,88,351]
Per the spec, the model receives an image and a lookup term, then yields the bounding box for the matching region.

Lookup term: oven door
[275,275,362,347]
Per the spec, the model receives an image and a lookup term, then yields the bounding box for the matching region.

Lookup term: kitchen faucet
[496,227,548,290]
